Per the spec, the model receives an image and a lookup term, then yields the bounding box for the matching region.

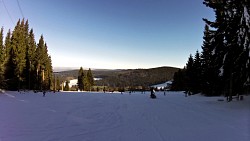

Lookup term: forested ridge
[56,66,179,88]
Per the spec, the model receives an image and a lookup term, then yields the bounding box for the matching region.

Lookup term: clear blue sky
[0,0,215,69]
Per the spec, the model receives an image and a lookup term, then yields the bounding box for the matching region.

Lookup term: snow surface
[0,91,249,141]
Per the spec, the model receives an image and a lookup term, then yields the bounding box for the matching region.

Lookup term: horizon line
[53,65,182,71]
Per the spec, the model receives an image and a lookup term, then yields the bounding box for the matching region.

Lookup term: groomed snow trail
[0,91,249,141]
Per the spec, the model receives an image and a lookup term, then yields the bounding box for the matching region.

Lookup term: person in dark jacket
[43,91,46,97]
[150,88,156,99]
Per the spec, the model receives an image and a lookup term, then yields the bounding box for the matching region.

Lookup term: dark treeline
[0,19,53,91]
[96,67,178,88]
[172,0,250,100]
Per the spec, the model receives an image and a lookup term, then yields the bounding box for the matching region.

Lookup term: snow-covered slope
[151,81,172,89]
[0,91,249,141]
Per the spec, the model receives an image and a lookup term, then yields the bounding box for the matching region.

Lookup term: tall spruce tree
[203,0,250,99]
[26,29,37,89]
[84,72,89,91]
[4,30,11,62]
[64,80,70,91]
[193,51,202,93]
[185,54,195,93]
[86,68,94,91]
[200,24,220,96]
[0,27,4,87]
[56,77,60,91]
[77,67,84,91]
[45,53,53,90]
[171,69,186,91]
[4,29,16,90]
[11,19,27,90]
[35,36,53,90]
[42,43,53,90]
[203,0,227,96]
[23,20,31,89]
[35,35,45,90]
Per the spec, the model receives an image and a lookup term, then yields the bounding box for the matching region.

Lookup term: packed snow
[0,91,249,141]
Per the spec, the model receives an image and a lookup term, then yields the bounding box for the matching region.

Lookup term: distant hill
[55,66,180,87]
[53,67,79,72]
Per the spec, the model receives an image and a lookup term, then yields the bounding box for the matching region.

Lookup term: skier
[43,91,46,97]
[150,88,156,99]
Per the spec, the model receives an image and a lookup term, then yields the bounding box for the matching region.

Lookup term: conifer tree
[23,20,31,89]
[193,51,202,93]
[4,29,11,61]
[77,67,84,91]
[0,27,3,59]
[26,29,37,89]
[84,71,89,91]
[200,24,220,96]
[203,0,228,96]
[10,19,27,90]
[0,27,4,87]
[35,35,45,90]
[203,0,250,98]
[86,68,94,91]
[64,80,70,91]
[34,36,53,90]
[56,77,61,91]
[171,69,186,91]
[44,53,53,90]
[4,29,16,90]
[185,54,195,93]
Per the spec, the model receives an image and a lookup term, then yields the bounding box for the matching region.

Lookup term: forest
[171,0,250,100]
[95,67,178,88]
[0,19,53,91]
[56,66,179,91]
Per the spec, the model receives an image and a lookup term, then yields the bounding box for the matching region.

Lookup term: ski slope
[0,91,249,141]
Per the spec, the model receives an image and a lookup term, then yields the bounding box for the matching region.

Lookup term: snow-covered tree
[200,24,222,96]
[203,0,249,98]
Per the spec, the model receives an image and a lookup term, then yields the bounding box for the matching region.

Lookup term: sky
[0,0,215,70]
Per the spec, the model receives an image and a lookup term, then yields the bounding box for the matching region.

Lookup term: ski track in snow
[0,91,249,141]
